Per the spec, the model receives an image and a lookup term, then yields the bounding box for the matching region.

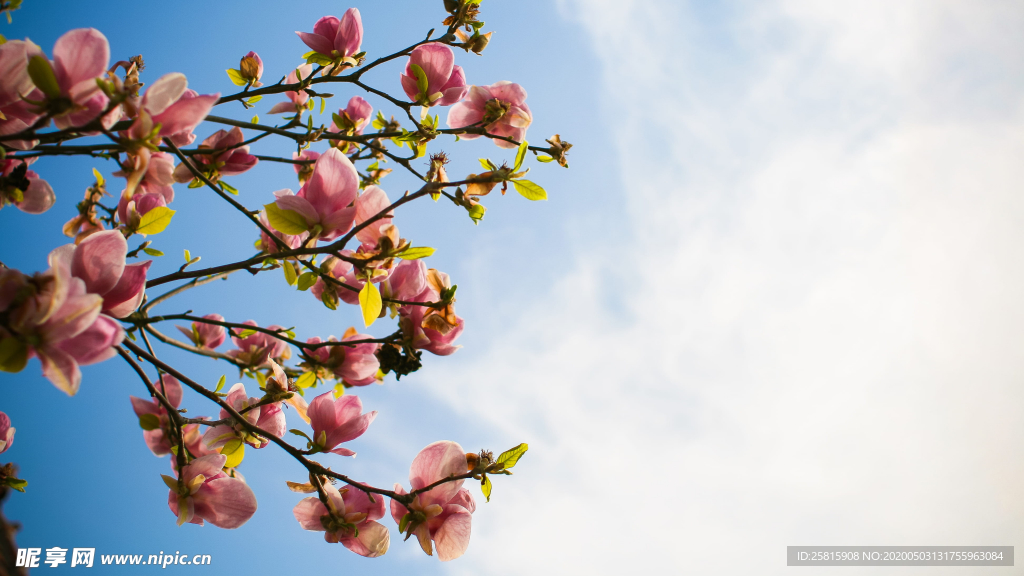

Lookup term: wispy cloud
[426,1,1024,573]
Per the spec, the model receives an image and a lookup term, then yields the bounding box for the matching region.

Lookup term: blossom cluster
[0,0,560,565]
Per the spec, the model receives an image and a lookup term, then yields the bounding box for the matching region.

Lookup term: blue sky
[3,0,1024,574]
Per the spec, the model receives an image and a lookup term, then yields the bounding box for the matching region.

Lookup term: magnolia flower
[268,64,313,115]
[400,44,468,107]
[116,191,167,230]
[398,268,463,356]
[257,208,309,254]
[390,441,475,561]
[330,96,372,135]
[271,148,359,241]
[202,382,285,451]
[0,411,14,454]
[172,127,258,183]
[25,29,121,132]
[293,482,389,557]
[125,73,219,147]
[165,453,257,528]
[302,331,380,386]
[385,260,427,303]
[0,255,123,395]
[130,374,184,456]
[1,158,55,214]
[175,314,227,349]
[306,390,376,455]
[0,39,43,149]
[225,320,289,368]
[61,230,150,319]
[113,151,176,199]
[310,252,367,309]
[296,10,363,63]
[447,81,532,149]
[228,51,264,87]
[293,150,320,184]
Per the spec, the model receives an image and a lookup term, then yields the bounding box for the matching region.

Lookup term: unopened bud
[467,31,492,54]
[444,0,460,13]
[465,452,479,470]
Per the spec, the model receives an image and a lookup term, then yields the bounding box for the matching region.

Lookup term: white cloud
[426,1,1024,573]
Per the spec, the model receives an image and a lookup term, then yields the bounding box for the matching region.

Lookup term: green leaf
[467,203,486,225]
[481,475,492,502]
[221,438,245,468]
[161,474,179,491]
[398,512,412,534]
[398,246,435,260]
[319,97,326,115]
[184,249,192,263]
[187,178,204,189]
[92,167,105,186]
[5,477,28,492]
[294,371,317,389]
[250,114,259,124]
[536,155,554,163]
[264,202,310,235]
[136,206,176,235]
[410,63,429,96]
[478,158,495,171]
[296,272,318,291]
[289,429,312,442]
[512,180,547,201]
[514,140,528,171]
[214,375,227,393]
[237,328,257,338]
[333,383,346,398]
[496,443,528,469]
[358,280,382,328]
[226,68,248,86]
[0,337,29,373]
[246,95,262,104]
[283,261,297,286]
[138,413,161,431]
[220,181,238,195]
[27,55,60,98]
[142,247,164,257]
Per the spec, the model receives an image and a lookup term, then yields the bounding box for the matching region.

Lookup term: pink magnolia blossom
[113,151,175,199]
[272,148,359,241]
[0,39,43,149]
[172,127,258,183]
[268,64,313,115]
[400,44,468,107]
[310,250,389,308]
[175,314,227,349]
[236,51,264,87]
[130,374,184,456]
[0,254,124,395]
[60,230,151,319]
[1,157,55,214]
[447,82,533,149]
[116,190,167,230]
[202,382,285,451]
[296,10,363,62]
[293,150,319,184]
[166,453,257,528]
[226,320,290,368]
[293,482,389,557]
[302,332,380,386]
[385,260,427,303]
[352,185,394,248]
[126,73,219,147]
[390,441,475,561]
[306,390,376,456]
[25,29,121,132]
[0,411,14,454]
[398,268,464,356]
[330,96,372,135]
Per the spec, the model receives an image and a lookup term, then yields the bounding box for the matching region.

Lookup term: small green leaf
[136,206,176,235]
[283,262,297,286]
[250,114,259,124]
[214,375,227,393]
[220,180,239,194]
[536,155,555,163]
[5,477,28,492]
[481,475,492,502]
[512,180,547,201]
[496,443,528,469]
[358,280,382,328]
[398,246,435,260]
[92,167,105,186]
[319,97,326,115]
[237,328,257,338]
[289,429,312,442]
[478,158,494,171]
[246,95,262,104]
[161,474,179,491]
[226,68,248,86]
[333,383,346,398]
[138,413,161,431]
[221,438,245,468]
[294,371,317,389]
[399,512,412,534]
[142,247,164,257]
[296,272,318,291]
[514,140,528,171]
[0,337,29,373]
[410,63,429,96]
[264,202,311,235]
[187,178,204,189]
[467,203,486,224]
[27,55,60,98]
[184,249,192,263]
